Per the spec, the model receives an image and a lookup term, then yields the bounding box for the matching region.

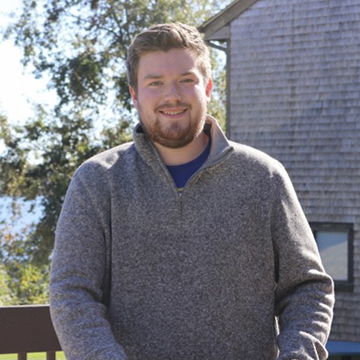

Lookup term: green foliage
[0,212,49,305]
[0,265,14,306]
[0,0,230,304]
[0,216,50,304]
[5,0,228,116]
[1,110,132,265]
[208,50,227,131]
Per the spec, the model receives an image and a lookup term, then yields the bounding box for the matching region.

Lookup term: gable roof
[199,0,259,40]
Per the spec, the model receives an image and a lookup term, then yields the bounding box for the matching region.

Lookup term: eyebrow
[143,74,163,80]
[180,71,197,77]
[143,71,198,81]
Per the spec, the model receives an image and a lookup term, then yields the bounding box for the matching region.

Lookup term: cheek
[192,85,209,101]
[138,89,161,107]
[193,90,209,106]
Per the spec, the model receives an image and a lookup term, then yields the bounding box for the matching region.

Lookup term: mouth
[159,108,188,118]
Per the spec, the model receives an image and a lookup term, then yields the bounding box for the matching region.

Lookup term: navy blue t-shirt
[166,136,211,189]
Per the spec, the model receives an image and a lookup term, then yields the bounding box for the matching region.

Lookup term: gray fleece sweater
[50,116,334,360]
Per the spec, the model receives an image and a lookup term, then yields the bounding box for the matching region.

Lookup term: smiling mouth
[159,109,187,116]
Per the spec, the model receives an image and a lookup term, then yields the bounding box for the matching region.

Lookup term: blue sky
[0,2,49,225]
[0,1,56,127]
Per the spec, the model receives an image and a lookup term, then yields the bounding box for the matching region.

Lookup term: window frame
[310,222,354,292]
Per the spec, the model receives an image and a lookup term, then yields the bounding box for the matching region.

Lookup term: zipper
[177,147,234,214]
[146,134,234,215]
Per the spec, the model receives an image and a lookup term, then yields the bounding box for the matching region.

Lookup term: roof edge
[199,0,259,40]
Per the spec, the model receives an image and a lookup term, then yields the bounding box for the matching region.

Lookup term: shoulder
[226,141,299,207]
[65,141,136,193]
[75,141,135,177]
[85,141,135,168]
[228,140,286,178]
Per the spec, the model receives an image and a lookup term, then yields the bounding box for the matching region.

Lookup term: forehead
[137,48,202,79]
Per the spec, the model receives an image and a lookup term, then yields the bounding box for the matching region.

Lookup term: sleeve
[270,165,335,360]
[49,162,128,360]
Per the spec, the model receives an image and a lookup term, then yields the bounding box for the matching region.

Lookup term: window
[311,223,354,292]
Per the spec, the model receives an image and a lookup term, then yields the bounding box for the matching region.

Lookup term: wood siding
[227,0,360,341]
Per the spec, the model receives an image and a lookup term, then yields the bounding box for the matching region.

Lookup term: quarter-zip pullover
[50,116,334,360]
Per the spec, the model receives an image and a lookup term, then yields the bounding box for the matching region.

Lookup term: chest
[109,164,273,275]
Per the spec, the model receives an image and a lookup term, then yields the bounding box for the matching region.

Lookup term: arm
[270,166,334,360]
[49,162,127,360]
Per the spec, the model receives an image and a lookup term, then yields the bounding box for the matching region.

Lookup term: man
[50,23,334,360]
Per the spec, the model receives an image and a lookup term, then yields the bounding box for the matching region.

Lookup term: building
[200,0,360,358]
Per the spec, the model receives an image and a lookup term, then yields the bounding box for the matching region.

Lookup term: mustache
[155,102,190,112]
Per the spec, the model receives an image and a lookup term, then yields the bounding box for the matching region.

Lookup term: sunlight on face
[130,48,212,148]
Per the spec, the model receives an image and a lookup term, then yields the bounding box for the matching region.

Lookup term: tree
[0,265,15,306]
[0,201,51,304]
[0,0,229,302]
[4,0,227,120]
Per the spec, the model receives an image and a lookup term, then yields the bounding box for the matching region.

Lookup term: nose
[164,82,181,101]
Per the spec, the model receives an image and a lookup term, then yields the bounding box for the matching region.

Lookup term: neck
[154,131,209,166]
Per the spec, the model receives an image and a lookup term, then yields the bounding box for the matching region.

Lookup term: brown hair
[126,22,211,91]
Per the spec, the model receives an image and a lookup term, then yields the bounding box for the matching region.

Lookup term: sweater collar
[132,115,233,174]
[204,115,233,165]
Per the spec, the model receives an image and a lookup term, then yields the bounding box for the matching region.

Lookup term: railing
[0,305,358,360]
[0,305,62,360]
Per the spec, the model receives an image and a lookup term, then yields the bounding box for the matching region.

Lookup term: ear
[129,86,139,110]
[205,78,213,104]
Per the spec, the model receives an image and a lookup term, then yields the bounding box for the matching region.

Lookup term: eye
[148,81,163,86]
[181,78,195,83]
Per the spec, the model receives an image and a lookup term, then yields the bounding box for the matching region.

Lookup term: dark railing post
[47,351,56,360]
[18,354,27,360]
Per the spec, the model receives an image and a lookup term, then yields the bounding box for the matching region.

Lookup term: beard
[138,101,207,149]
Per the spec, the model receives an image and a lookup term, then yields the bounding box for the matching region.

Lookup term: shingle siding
[227,0,360,341]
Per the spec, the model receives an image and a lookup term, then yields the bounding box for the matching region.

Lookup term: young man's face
[130,48,212,149]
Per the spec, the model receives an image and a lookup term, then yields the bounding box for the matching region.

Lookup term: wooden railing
[0,305,358,360]
[0,305,62,360]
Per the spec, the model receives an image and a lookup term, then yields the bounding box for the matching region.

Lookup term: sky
[0,1,225,223]
[0,1,50,223]
[0,1,56,126]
